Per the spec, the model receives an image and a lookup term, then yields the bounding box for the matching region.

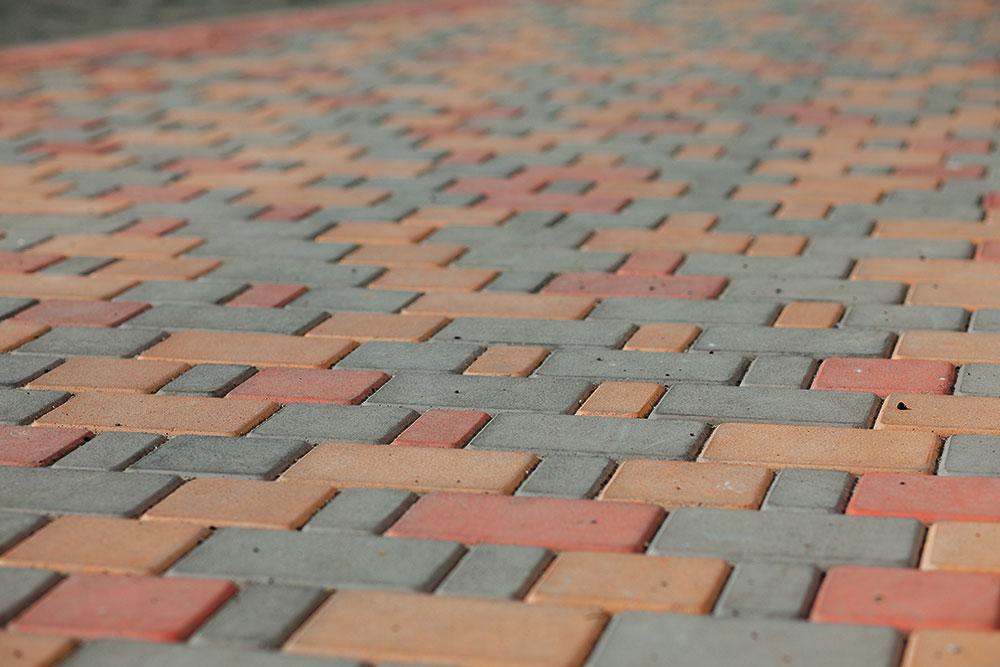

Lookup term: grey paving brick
[203,259,382,287]
[129,435,309,480]
[649,508,924,568]
[675,255,851,278]
[250,404,418,444]
[516,455,616,499]
[806,237,974,258]
[455,246,624,272]
[61,640,361,667]
[51,432,165,471]
[954,363,1000,396]
[0,388,70,424]
[0,354,61,387]
[534,349,746,384]
[587,613,902,667]
[840,304,969,331]
[158,363,257,397]
[37,256,116,275]
[587,298,780,325]
[761,469,855,513]
[436,545,552,600]
[187,238,355,261]
[939,434,1000,477]
[0,296,35,320]
[0,468,180,517]
[14,326,165,357]
[970,308,1000,332]
[482,271,554,293]
[192,583,327,649]
[740,356,817,388]
[303,488,417,534]
[469,412,707,460]
[427,226,591,249]
[367,372,594,413]
[123,303,327,335]
[721,277,905,303]
[171,527,465,591]
[114,280,248,305]
[336,341,482,373]
[0,512,46,551]
[693,326,893,357]
[434,317,633,348]
[714,562,820,619]
[654,385,879,427]
[0,567,61,623]
[285,286,418,312]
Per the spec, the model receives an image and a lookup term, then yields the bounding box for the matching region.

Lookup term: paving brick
[542,272,727,299]
[921,521,1000,573]
[141,331,354,368]
[0,512,47,552]
[901,630,1000,667]
[773,301,845,327]
[701,422,940,474]
[841,304,970,331]
[282,286,418,312]
[760,468,855,513]
[436,544,552,599]
[811,566,1000,632]
[113,280,248,305]
[191,583,327,649]
[29,357,189,394]
[456,246,625,271]
[939,434,1000,477]
[714,562,821,619]
[50,431,164,471]
[404,291,596,320]
[250,403,418,444]
[588,612,902,667]
[129,435,308,480]
[226,283,308,308]
[204,260,381,288]
[906,282,1000,309]
[28,234,203,258]
[0,568,60,624]
[342,243,465,267]
[895,331,1000,365]
[876,392,1000,437]
[14,325,165,357]
[171,527,464,591]
[392,409,490,448]
[336,340,481,373]
[281,442,536,494]
[587,298,780,325]
[96,256,222,280]
[0,424,89,467]
[158,364,256,397]
[0,468,180,518]
[0,515,206,575]
[847,473,1000,523]
[694,326,894,357]
[304,312,449,341]
[11,573,236,641]
[463,345,549,377]
[227,367,388,405]
[616,251,684,275]
[0,631,74,667]
[812,358,955,398]
[740,356,817,388]
[806,237,974,259]
[650,508,924,568]
[125,304,327,335]
[0,322,49,352]
[722,276,905,303]
[622,323,700,352]
[516,455,616,499]
[0,274,137,301]
[677,255,852,278]
[11,299,149,328]
[600,460,772,509]
[0,387,70,425]
[535,348,746,383]
[852,257,1000,284]
[387,492,663,553]
[434,316,633,348]
[61,640,361,666]
[576,382,664,418]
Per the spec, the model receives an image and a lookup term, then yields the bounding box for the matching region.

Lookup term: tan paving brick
[600,460,773,509]
[142,331,355,367]
[28,357,189,393]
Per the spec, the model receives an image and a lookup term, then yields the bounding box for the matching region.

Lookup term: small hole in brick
[896,402,909,410]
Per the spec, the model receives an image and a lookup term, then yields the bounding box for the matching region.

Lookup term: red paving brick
[0,425,90,467]
[391,409,491,448]
[812,358,956,398]
[10,299,149,327]
[541,273,727,299]
[225,283,308,307]
[846,473,1000,523]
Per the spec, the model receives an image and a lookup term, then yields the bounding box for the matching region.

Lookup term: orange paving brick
[285,590,606,666]
[27,234,203,258]
[542,272,727,299]
[872,219,1000,242]
[921,522,1000,573]
[577,382,664,418]
[0,425,90,467]
[386,492,665,553]
[341,243,465,267]
[0,516,207,575]
[584,228,752,254]
[811,566,1000,632]
[773,301,844,327]
[142,331,355,368]
[659,213,717,231]
[11,299,149,328]
[623,323,701,352]
[115,217,187,237]
[27,358,188,393]
[463,346,549,377]
[852,257,1000,283]
[902,629,1000,667]
[36,392,277,437]
[391,409,491,448]
[812,358,955,398]
[368,267,498,292]
[11,573,236,641]
[876,392,1000,437]
[280,443,537,494]
[0,322,49,352]
[699,422,941,474]
[615,251,685,276]
[599,459,773,509]
[895,331,1000,364]
[745,234,808,256]
[303,313,444,344]
[404,292,596,320]
[142,478,335,529]
[315,221,435,244]
[526,551,730,614]
[227,367,388,404]
[846,473,1000,523]
[94,256,222,280]
[0,274,137,300]
[226,283,307,307]
[0,631,75,667]
[906,282,1000,309]
[404,206,514,227]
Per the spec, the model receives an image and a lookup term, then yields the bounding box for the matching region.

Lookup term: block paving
[0,0,999,663]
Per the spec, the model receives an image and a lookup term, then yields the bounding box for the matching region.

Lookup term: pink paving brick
[115,218,188,237]
[811,566,1000,632]
[975,241,1000,261]
[0,425,90,467]
[541,273,727,299]
[10,299,150,327]
[385,492,665,553]
[227,367,389,405]
[11,573,236,641]
[615,252,685,276]
[103,185,205,203]
[811,358,955,398]
[254,204,320,221]
[846,473,1000,523]
[391,409,490,448]
[984,192,1000,209]
[226,283,308,307]
[0,251,63,273]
